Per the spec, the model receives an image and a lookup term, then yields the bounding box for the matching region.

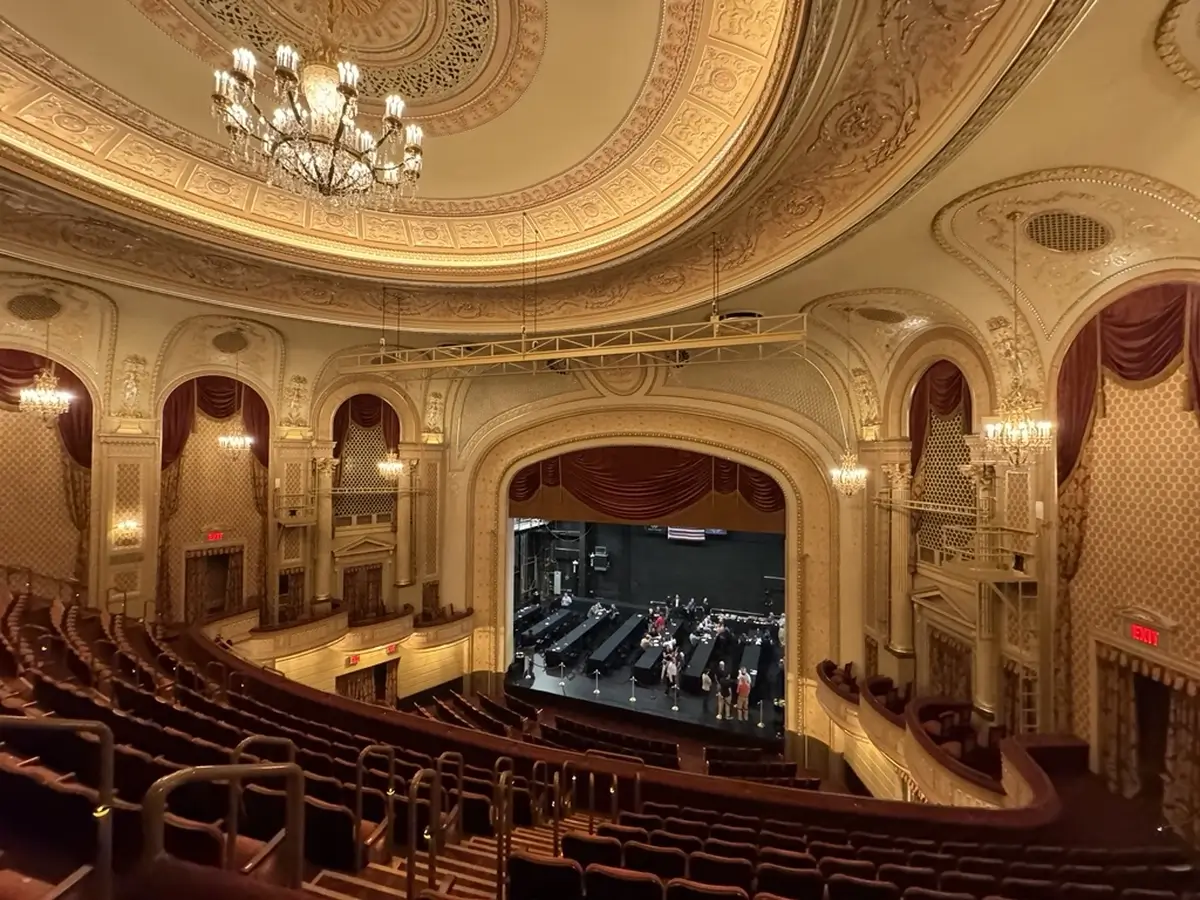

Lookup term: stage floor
[508,648,785,742]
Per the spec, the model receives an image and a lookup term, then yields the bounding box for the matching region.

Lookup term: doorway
[1134,672,1172,802]
[184,547,244,624]
[343,563,384,624]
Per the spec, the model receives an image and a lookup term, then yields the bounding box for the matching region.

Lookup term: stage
[507,641,786,747]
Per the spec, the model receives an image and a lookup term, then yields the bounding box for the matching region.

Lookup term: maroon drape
[1055,283,1198,485]
[508,447,784,519]
[160,376,269,468]
[909,360,972,472]
[333,394,401,456]
[0,349,92,468]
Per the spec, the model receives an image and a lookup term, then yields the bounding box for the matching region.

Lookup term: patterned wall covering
[928,625,973,701]
[456,374,582,452]
[334,421,395,521]
[1068,368,1200,740]
[0,408,81,580]
[915,410,974,550]
[424,461,439,577]
[166,413,264,620]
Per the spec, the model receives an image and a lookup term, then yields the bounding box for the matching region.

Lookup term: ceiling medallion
[212,0,425,206]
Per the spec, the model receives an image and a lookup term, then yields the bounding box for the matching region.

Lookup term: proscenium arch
[312,376,422,444]
[462,404,837,737]
[882,327,997,440]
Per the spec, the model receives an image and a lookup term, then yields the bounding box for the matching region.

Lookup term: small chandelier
[830,452,868,497]
[218,356,253,457]
[983,211,1053,468]
[210,0,423,207]
[377,450,405,481]
[20,322,71,420]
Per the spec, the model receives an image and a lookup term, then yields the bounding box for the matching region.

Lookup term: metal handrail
[492,755,513,788]
[204,660,227,700]
[0,718,114,900]
[530,760,547,826]
[436,751,464,841]
[93,639,121,693]
[634,771,642,813]
[143,762,304,889]
[609,773,619,820]
[356,744,397,870]
[587,770,596,834]
[407,768,443,900]
[227,736,297,869]
[501,765,514,900]
[140,598,157,633]
[561,760,578,815]
[492,770,510,900]
[551,771,561,857]
[155,652,178,699]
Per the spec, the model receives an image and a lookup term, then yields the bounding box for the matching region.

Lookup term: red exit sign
[345,654,361,667]
[386,644,399,656]
[206,530,225,542]
[1130,623,1160,647]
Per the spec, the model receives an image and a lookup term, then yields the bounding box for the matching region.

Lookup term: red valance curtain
[1056,283,1199,485]
[909,360,972,472]
[160,376,271,468]
[0,349,92,468]
[508,447,785,520]
[332,394,401,457]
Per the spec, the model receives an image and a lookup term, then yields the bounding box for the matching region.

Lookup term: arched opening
[504,444,788,736]
[1052,282,1200,844]
[157,376,270,625]
[0,349,93,592]
[328,393,406,626]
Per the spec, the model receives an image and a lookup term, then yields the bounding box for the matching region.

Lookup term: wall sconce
[112,519,142,547]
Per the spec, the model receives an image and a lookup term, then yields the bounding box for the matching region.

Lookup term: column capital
[314,456,340,476]
[881,462,912,491]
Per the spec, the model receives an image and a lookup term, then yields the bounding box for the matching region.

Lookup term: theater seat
[625,841,689,882]
[586,864,665,900]
[899,889,975,900]
[665,878,749,900]
[645,803,680,819]
[754,863,824,900]
[1120,891,1181,900]
[760,831,808,855]
[562,833,622,870]
[599,823,650,845]
[958,858,1006,879]
[1007,864,1056,882]
[509,852,583,900]
[759,848,817,871]
[860,847,908,867]
[810,842,857,862]
[878,864,938,893]
[1058,866,1107,885]
[652,830,705,855]
[689,852,755,893]
[938,872,997,899]
[712,825,758,845]
[819,858,875,881]
[998,877,1058,900]
[704,838,757,864]
[621,812,665,832]
[827,874,900,900]
[666,817,710,840]
[1059,885,1117,900]
[909,852,956,874]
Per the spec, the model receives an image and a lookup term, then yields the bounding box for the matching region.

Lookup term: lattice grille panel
[0,408,79,580]
[424,461,439,576]
[285,461,302,494]
[114,463,141,547]
[113,570,138,593]
[282,527,302,562]
[1005,469,1031,553]
[916,410,974,549]
[928,625,973,701]
[333,422,397,519]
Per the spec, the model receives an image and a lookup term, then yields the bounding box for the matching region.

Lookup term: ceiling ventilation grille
[854,307,907,325]
[1024,211,1113,254]
[6,294,62,321]
[211,330,250,354]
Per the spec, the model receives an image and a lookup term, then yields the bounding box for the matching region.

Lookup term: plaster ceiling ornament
[850,367,881,440]
[1155,0,1200,91]
[933,167,1200,342]
[118,354,148,418]
[422,389,445,433]
[0,270,112,375]
[282,374,309,427]
[0,0,1082,330]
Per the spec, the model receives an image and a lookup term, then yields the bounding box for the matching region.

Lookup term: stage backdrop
[583,523,784,615]
[508,447,785,533]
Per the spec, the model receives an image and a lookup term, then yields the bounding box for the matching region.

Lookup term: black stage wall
[583,522,784,614]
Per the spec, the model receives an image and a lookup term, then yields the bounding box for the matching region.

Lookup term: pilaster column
[394,461,415,590]
[313,457,338,600]
[96,429,159,618]
[883,463,914,656]
[975,587,1001,720]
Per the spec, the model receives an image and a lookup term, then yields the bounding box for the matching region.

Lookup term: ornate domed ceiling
[0,0,1081,330]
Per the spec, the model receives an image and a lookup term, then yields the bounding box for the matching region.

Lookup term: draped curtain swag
[332,394,402,458]
[909,360,972,475]
[0,350,93,581]
[1053,283,1200,730]
[508,447,785,522]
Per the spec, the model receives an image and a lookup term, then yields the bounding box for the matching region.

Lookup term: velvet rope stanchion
[592,670,601,695]
[628,676,637,704]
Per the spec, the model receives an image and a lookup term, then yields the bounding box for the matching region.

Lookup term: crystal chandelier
[20,322,71,420]
[983,212,1053,468]
[218,424,254,457]
[377,450,405,481]
[830,452,868,497]
[210,1,424,207]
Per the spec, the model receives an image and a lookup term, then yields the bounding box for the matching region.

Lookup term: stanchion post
[628,676,637,703]
[558,662,566,686]
[592,670,601,695]
[757,699,765,729]
[671,684,679,712]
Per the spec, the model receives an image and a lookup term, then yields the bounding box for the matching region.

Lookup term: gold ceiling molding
[0,0,803,277]
[1156,0,1200,91]
[932,167,1200,350]
[126,0,548,136]
[0,0,1084,331]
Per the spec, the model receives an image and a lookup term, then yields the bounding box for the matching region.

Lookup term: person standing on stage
[701,669,713,714]
[736,667,751,721]
[716,661,732,721]
[665,655,678,691]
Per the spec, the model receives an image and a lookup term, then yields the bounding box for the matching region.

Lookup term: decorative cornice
[1156,0,1200,91]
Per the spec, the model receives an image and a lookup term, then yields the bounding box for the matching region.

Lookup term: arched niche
[312,377,421,446]
[457,402,837,737]
[882,327,996,440]
[153,316,283,415]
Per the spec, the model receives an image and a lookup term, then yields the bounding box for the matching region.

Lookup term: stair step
[309,870,406,899]
[393,855,497,890]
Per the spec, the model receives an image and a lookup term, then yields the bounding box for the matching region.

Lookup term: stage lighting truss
[335,313,809,377]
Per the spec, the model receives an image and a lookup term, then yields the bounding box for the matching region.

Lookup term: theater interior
[0,0,1198,897]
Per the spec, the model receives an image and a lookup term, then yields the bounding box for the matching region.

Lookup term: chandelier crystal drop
[210,12,424,208]
[377,450,405,481]
[830,452,868,497]
[19,368,71,420]
[218,423,254,457]
[983,377,1053,468]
